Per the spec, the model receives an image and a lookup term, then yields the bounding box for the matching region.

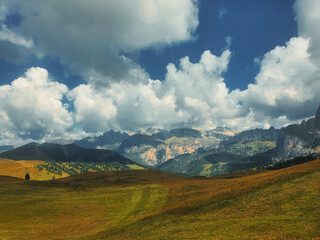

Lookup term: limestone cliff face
[276,129,312,157]
[116,128,234,166]
[121,135,220,166]
[275,105,320,158]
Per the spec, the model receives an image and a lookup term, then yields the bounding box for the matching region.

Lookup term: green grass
[0,160,320,239]
[0,158,146,181]
[0,182,167,240]
[100,170,320,240]
[224,140,276,156]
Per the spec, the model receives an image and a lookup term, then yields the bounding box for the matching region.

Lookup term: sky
[0,0,320,145]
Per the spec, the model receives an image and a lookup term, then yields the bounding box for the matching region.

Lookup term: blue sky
[137,0,298,90]
[0,0,319,144]
[0,0,297,90]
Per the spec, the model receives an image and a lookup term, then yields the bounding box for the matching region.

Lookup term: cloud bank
[0,0,198,85]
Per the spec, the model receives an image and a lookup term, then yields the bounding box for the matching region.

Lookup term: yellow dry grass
[0,158,69,180]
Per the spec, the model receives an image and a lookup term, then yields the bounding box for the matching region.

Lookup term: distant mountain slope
[116,128,223,166]
[275,105,320,158]
[0,145,15,153]
[0,143,49,161]
[168,128,202,138]
[148,128,202,140]
[220,127,279,146]
[46,139,75,145]
[159,104,320,177]
[205,127,238,140]
[158,140,276,176]
[117,134,164,154]
[0,143,136,165]
[42,127,233,167]
[74,130,129,150]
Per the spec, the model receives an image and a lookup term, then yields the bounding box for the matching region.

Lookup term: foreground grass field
[0,160,320,239]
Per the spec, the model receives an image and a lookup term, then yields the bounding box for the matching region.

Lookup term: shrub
[25,173,30,180]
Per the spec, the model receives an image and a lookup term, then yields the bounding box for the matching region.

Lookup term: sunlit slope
[0,158,144,181]
[0,158,69,180]
[102,160,320,240]
[0,160,319,239]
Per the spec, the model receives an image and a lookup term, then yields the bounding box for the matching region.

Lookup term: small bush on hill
[25,173,30,180]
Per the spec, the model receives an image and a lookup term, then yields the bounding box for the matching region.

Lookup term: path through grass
[0,183,167,240]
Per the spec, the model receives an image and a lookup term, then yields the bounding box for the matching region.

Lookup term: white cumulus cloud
[294,0,320,65]
[69,49,244,132]
[229,0,320,126]
[0,67,73,141]
[235,37,320,122]
[68,84,117,132]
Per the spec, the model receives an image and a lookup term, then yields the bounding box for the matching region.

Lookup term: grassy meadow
[0,158,69,180]
[0,160,320,239]
[0,158,144,181]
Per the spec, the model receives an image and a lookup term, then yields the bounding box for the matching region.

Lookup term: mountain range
[157,132,277,176]
[115,128,231,166]
[157,105,320,176]
[1,105,319,177]
[74,130,129,150]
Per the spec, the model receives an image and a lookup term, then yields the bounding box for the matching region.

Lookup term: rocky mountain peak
[275,104,320,157]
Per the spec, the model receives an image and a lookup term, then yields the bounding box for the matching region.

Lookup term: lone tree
[25,173,30,180]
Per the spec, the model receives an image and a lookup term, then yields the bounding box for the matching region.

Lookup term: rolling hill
[0,143,135,164]
[0,159,319,239]
[0,158,69,180]
[0,144,144,180]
